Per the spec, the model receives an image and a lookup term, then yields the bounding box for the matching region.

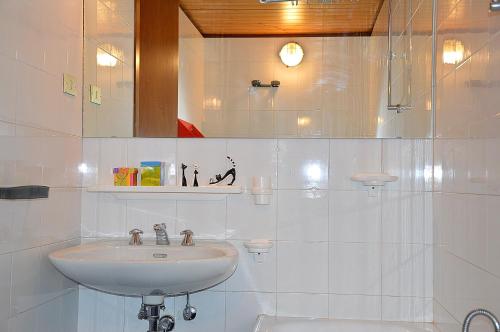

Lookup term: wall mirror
[83,0,433,138]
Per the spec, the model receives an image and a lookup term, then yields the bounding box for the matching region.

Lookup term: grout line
[10,287,77,318]
[379,137,384,320]
[275,139,279,316]
[438,246,500,281]
[327,138,332,316]
[8,254,13,319]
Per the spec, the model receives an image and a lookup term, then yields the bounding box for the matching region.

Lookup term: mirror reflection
[83,0,433,138]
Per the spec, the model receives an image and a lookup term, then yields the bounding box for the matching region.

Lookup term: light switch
[90,85,102,105]
[63,73,77,96]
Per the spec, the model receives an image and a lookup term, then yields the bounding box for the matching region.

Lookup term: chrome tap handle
[153,223,167,232]
[491,0,500,12]
[129,229,143,246]
[180,230,194,246]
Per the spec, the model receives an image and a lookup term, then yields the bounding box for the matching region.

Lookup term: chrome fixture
[491,0,500,11]
[153,223,170,245]
[182,293,197,321]
[251,80,280,88]
[260,0,299,4]
[138,302,175,332]
[129,229,143,246]
[387,0,413,113]
[463,309,500,332]
[180,230,195,246]
[158,315,176,331]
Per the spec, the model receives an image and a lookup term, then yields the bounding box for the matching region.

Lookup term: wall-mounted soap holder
[351,172,398,196]
[0,186,49,199]
[244,240,273,263]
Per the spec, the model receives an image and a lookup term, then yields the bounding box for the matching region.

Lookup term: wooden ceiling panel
[179,0,384,36]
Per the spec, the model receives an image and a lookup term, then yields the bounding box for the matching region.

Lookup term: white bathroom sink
[49,239,238,298]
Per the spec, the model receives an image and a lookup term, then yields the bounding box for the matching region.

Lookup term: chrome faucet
[153,223,170,245]
[463,309,500,332]
[129,229,143,246]
[180,230,194,246]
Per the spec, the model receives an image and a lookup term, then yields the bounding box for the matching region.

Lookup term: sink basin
[49,239,238,299]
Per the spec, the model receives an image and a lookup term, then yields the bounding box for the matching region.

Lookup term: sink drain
[153,253,168,258]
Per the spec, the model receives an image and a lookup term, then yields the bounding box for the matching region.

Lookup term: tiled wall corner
[433,0,500,331]
[0,0,83,330]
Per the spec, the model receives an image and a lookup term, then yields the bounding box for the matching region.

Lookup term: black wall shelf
[0,186,49,200]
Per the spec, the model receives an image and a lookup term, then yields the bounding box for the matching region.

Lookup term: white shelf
[87,185,241,199]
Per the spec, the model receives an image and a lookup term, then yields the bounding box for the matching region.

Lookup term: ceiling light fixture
[279,42,304,67]
[442,39,465,65]
[97,48,118,67]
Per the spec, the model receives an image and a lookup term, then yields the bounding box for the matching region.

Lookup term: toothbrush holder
[251,176,272,205]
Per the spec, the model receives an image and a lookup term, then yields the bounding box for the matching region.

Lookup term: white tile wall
[433,0,500,331]
[179,9,205,131]
[83,0,134,137]
[0,0,453,331]
[331,242,382,295]
[0,0,83,330]
[80,137,433,331]
[329,294,382,320]
[202,33,432,138]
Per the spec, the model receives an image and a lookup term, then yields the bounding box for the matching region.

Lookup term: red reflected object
[178,119,204,138]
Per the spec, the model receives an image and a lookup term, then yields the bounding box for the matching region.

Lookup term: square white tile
[331,190,381,243]
[277,139,329,190]
[330,242,381,295]
[277,190,329,241]
[381,244,426,297]
[382,191,426,244]
[226,193,276,241]
[277,241,328,293]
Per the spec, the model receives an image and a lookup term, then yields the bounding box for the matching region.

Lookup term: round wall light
[442,39,464,65]
[279,42,304,67]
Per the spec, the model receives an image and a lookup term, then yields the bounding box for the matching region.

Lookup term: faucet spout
[463,309,500,332]
[153,223,170,245]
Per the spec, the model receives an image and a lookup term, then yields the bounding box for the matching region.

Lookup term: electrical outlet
[63,73,77,96]
[90,85,102,105]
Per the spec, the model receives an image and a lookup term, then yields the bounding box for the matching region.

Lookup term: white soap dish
[351,173,398,186]
[244,240,273,263]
